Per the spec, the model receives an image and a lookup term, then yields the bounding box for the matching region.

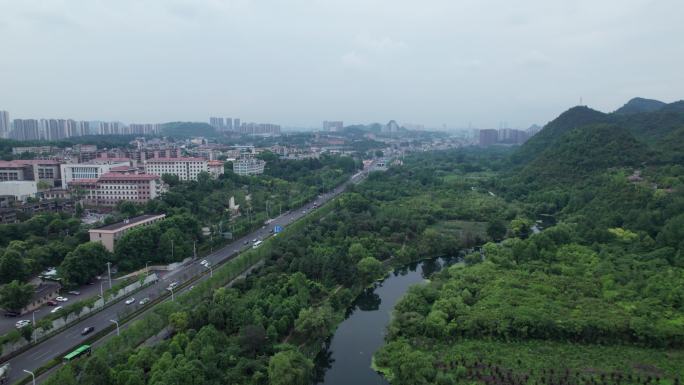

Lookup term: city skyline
[1,0,682,129]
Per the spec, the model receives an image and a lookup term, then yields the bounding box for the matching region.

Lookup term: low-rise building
[207,160,225,178]
[0,181,38,202]
[89,214,166,252]
[70,173,165,207]
[144,157,208,181]
[23,281,61,314]
[61,161,130,188]
[232,157,266,176]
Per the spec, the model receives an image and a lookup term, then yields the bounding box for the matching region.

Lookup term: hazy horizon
[1,0,683,129]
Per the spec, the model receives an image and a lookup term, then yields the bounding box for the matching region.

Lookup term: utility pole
[193,240,197,259]
[145,261,151,277]
[106,262,112,289]
[171,240,174,259]
[169,286,175,301]
[100,281,104,304]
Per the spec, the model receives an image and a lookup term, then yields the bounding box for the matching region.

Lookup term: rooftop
[146,157,206,162]
[91,214,166,232]
[99,173,159,181]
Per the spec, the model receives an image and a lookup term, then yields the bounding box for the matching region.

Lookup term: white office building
[61,161,130,188]
[144,157,208,181]
[232,157,266,176]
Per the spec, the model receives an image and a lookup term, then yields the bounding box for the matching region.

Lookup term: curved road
[6,171,366,384]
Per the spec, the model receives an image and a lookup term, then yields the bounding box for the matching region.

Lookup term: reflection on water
[314,256,456,385]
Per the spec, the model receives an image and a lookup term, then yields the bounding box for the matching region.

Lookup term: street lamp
[100,281,105,305]
[106,262,112,289]
[205,264,213,277]
[169,286,175,302]
[23,369,36,385]
[109,319,120,336]
[31,310,39,343]
[145,261,151,277]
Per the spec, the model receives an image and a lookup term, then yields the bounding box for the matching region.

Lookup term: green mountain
[519,123,648,183]
[161,122,217,138]
[613,97,666,115]
[511,106,609,164]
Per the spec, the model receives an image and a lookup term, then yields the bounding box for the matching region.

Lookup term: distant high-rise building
[383,120,400,134]
[323,121,344,132]
[209,117,226,129]
[233,118,240,131]
[0,111,9,139]
[478,129,499,146]
[11,119,43,141]
[224,118,233,131]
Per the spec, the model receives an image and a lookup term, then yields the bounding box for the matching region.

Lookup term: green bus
[63,345,91,362]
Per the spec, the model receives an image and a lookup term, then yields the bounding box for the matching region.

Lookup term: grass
[432,220,488,240]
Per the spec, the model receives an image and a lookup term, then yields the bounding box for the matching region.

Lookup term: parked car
[50,306,63,314]
[68,290,80,295]
[166,282,178,291]
[139,297,150,305]
[81,326,95,335]
[4,311,19,317]
[46,300,57,306]
[200,259,209,267]
[125,298,135,305]
[55,296,68,302]
[15,320,31,328]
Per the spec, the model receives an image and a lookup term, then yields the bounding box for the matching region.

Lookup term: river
[314,257,456,385]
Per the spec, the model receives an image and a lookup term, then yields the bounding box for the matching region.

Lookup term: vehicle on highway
[302,210,306,214]
[15,320,31,328]
[139,297,150,305]
[251,238,257,243]
[55,296,68,302]
[81,326,95,335]
[200,259,209,267]
[50,306,63,314]
[63,344,91,362]
[68,290,80,295]
[0,362,9,384]
[167,282,178,291]
[46,300,57,306]
[253,240,263,249]
[125,297,135,305]
[243,240,249,245]
[4,311,19,317]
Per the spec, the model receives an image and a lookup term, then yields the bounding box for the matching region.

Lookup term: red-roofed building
[70,172,165,207]
[144,157,208,181]
[207,160,225,178]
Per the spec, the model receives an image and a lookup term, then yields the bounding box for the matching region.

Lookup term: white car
[200,259,209,266]
[68,290,80,295]
[139,297,150,305]
[167,282,178,291]
[50,306,63,314]
[55,296,68,302]
[125,297,135,305]
[15,320,31,328]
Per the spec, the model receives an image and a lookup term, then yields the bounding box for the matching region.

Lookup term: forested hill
[511,106,609,164]
[613,97,666,115]
[519,124,649,183]
[511,98,684,185]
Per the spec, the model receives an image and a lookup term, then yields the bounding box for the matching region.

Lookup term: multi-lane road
[6,170,366,384]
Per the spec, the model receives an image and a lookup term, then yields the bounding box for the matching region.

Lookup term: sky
[1,0,683,129]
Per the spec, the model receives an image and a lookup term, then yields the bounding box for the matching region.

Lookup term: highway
[7,171,366,384]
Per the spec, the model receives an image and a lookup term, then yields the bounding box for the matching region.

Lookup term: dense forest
[376,100,684,385]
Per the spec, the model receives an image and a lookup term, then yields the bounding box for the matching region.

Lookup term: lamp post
[23,369,35,385]
[169,286,175,302]
[106,262,112,289]
[109,319,120,336]
[145,261,151,277]
[31,310,39,343]
[100,281,105,304]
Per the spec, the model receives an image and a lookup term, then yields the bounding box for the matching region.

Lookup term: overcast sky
[1,0,683,129]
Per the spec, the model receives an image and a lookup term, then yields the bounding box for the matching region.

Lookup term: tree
[161,173,180,186]
[267,349,313,385]
[238,324,267,355]
[169,311,189,331]
[486,220,507,241]
[0,249,28,284]
[357,256,384,284]
[294,305,334,340]
[59,242,110,286]
[0,280,34,311]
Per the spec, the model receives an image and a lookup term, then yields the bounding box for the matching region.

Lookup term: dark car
[81,326,95,335]
[46,300,57,306]
[3,311,19,317]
